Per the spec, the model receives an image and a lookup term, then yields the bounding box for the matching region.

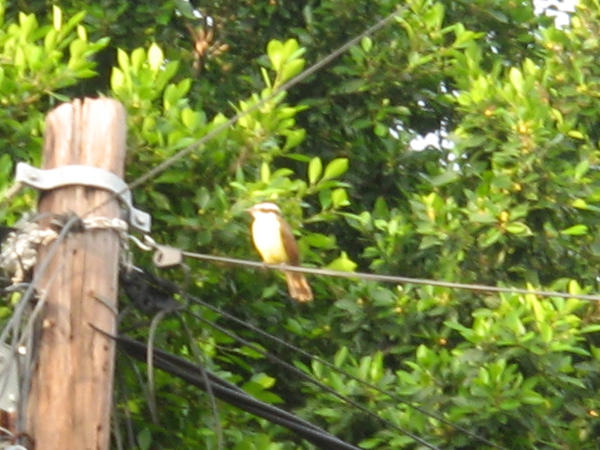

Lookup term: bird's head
[247,202,282,219]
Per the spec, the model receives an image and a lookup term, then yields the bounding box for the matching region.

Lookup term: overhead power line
[124,7,404,192]
[81,6,406,220]
[178,249,600,302]
[108,331,363,450]
[118,266,502,448]
[183,309,440,449]
[183,291,504,449]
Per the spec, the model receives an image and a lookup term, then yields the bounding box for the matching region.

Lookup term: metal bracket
[16,162,151,233]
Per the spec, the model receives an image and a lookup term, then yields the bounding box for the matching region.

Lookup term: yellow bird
[247,202,313,302]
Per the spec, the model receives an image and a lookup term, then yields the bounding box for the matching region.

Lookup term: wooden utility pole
[26,98,126,449]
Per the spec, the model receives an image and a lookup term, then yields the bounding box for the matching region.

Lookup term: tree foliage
[1,0,600,448]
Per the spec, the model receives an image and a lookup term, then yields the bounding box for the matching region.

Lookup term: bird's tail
[285,272,313,302]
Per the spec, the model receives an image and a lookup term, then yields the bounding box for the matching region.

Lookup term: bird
[247,202,313,302]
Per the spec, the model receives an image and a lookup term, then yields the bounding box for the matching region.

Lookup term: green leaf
[76,24,87,41]
[374,122,388,136]
[360,36,373,52]
[326,252,357,272]
[322,158,349,181]
[581,324,600,333]
[509,67,524,92]
[319,189,332,209]
[181,108,198,129]
[359,437,383,449]
[130,47,145,71]
[479,227,502,247]
[304,232,336,249]
[370,351,384,381]
[308,157,322,185]
[423,2,445,30]
[174,0,196,19]
[560,224,588,236]
[147,43,163,71]
[60,10,86,40]
[260,162,270,182]
[117,48,129,71]
[430,170,459,187]
[20,13,38,38]
[283,128,306,150]
[505,222,532,235]
[44,29,58,51]
[52,5,62,30]
[280,58,305,83]
[110,68,125,92]
[0,154,13,184]
[574,159,589,179]
[155,61,180,91]
[282,38,301,59]
[500,399,520,411]
[331,188,349,208]
[267,39,283,71]
[251,372,276,389]
[334,346,349,367]
[69,39,87,61]
[238,345,265,360]
[137,428,152,450]
[568,130,585,140]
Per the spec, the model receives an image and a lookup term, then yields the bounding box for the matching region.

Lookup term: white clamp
[16,162,151,233]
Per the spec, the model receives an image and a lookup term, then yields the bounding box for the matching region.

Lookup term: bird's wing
[280,219,300,265]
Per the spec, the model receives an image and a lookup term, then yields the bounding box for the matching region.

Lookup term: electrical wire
[79,5,406,221]
[0,215,80,439]
[104,330,363,450]
[123,235,588,447]
[183,291,504,449]
[0,8,410,442]
[125,6,404,192]
[118,266,439,447]
[145,309,168,424]
[120,266,494,446]
[178,249,600,302]
[2,1,590,446]
[183,309,440,449]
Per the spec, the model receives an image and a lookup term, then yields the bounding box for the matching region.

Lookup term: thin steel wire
[178,249,600,302]
[79,6,406,220]
[125,7,404,192]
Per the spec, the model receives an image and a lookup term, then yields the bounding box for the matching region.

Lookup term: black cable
[184,309,439,449]
[120,269,181,314]
[184,292,503,449]
[107,331,362,450]
[120,267,499,448]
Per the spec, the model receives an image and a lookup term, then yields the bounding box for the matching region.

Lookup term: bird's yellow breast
[251,212,288,264]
